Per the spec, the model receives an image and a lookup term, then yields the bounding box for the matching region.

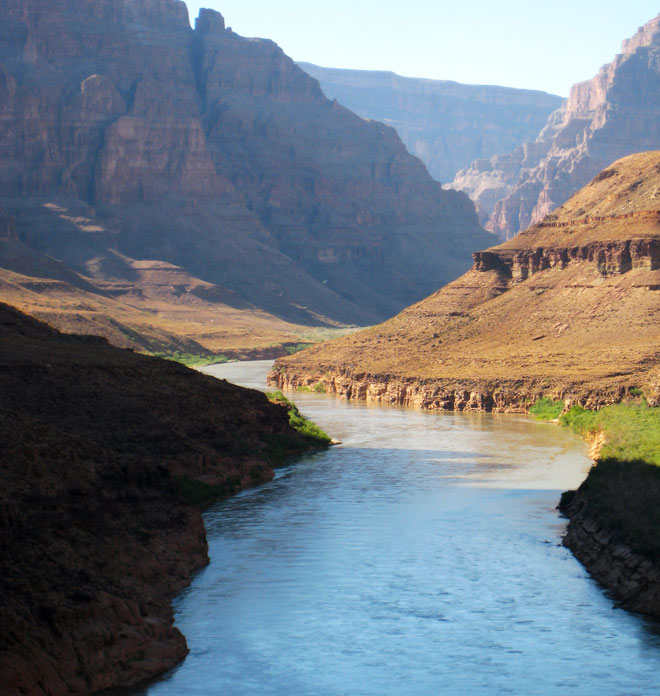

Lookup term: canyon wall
[298,62,562,185]
[0,0,490,328]
[452,14,660,238]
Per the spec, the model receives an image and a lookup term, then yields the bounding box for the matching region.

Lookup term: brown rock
[0,0,490,329]
[0,302,324,694]
[270,151,660,411]
[453,14,660,239]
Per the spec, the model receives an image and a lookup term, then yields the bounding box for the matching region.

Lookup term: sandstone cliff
[0,0,490,332]
[452,14,660,238]
[299,62,562,185]
[0,302,325,695]
[270,152,660,410]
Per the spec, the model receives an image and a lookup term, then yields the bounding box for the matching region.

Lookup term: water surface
[131,361,660,695]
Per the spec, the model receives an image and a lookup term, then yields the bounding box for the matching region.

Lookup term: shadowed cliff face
[298,62,562,185]
[0,302,322,695]
[270,152,660,410]
[452,14,660,239]
[0,0,491,328]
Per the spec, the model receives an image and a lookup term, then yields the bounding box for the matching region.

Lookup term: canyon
[452,13,660,238]
[0,0,490,354]
[298,63,562,185]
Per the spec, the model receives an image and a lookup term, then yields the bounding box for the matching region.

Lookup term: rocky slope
[0,302,324,695]
[452,14,660,237]
[560,459,660,619]
[0,0,490,333]
[299,63,562,185]
[269,151,660,410]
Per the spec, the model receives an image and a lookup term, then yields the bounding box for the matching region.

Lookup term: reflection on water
[128,361,660,695]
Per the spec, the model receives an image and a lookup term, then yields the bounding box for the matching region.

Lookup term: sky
[182,1,660,97]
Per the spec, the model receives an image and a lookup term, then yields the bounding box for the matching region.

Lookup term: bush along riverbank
[531,397,660,618]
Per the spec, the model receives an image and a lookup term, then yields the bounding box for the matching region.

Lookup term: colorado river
[130,361,660,695]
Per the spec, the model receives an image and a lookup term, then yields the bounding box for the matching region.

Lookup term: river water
[130,361,660,695]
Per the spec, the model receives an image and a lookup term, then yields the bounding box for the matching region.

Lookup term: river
[128,360,660,695]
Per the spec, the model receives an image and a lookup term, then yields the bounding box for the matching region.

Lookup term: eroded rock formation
[452,14,660,238]
[0,0,490,329]
[269,152,660,411]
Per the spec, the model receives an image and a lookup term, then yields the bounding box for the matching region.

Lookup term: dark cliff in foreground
[0,0,490,332]
[453,14,660,238]
[299,62,562,185]
[270,151,660,411]
[0,302,323,695]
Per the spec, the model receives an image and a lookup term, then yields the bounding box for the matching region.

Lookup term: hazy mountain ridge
[298,62,562,185]
[452,14,660,238]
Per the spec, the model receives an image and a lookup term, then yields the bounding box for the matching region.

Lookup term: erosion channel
[123,361,660,696]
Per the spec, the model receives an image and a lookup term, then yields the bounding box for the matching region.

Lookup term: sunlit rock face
[452,14,660,240]
[0,0,491,327]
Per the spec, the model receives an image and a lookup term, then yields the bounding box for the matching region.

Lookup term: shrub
[529,397,564,421]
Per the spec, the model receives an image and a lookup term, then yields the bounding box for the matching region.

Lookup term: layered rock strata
[452,14,660,238]
[298,62,562,184]
[0,302,324,695]
[0,0,490,328]
[269,152,660,411]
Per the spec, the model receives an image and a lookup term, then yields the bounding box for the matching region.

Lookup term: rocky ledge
[0,303,324,695]
[560,459,660,618]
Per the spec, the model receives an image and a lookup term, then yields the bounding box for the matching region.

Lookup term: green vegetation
[529,397,564,421]
[285,343,314,355]
[265,390,332,447]
[560,402,660,467]
[296,383,327,393]
[147,350,230,367]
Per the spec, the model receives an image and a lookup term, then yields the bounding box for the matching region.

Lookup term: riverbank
[532,399,660,618]
[0,305,328,695]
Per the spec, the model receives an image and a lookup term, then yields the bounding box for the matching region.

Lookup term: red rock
[453,14,660,239]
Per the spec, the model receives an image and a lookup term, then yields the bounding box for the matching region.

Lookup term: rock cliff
[298,62,562,185]
[0,302,324,695]
[269,152,660,410]
[452,14,660,238]
[0,0,490,330]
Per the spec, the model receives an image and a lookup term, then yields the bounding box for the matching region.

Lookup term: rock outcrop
[560,459,660,619]
[452,14,660,238]
[269,152,660,410]
[0,0,490,330]
[0,302,325,695]
[299,62,562,185]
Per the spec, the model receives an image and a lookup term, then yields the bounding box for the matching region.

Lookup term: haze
[184,0,660,96]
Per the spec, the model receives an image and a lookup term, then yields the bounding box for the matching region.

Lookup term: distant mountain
[452,14,660,239]
[270,151,660,411]
[298,62,562,184]
[0,0,491,344]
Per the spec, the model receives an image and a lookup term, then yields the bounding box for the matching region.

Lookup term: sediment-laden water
[130,361,660,695]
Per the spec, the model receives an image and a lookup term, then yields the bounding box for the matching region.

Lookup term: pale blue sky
[183,1,660,96]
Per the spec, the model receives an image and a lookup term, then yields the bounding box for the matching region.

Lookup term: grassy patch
[147,351,230,367]
[561,402,660,466]
[296,383,326,393]
[285,343,314,355]
[265,391,331,447]
[529,397,564,421]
